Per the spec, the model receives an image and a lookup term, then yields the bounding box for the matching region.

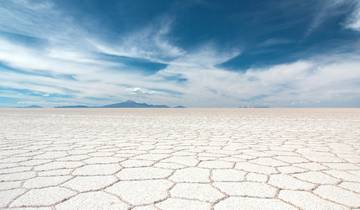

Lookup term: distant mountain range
[101,100,169,108]
[173,105,186,108]
[18,105,42,108]
[55,100,185,108]
[13,101,271,109]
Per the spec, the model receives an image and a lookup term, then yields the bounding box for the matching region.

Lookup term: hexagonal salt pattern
[0,108,359,209]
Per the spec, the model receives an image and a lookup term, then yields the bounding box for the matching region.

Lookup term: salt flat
[0,108,360,210]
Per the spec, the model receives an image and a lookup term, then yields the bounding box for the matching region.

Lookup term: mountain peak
[52,100,182,108]
[101,100,169,108]
[123,100,136,103]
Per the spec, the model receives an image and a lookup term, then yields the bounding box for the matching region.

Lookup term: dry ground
[0,108,360,210]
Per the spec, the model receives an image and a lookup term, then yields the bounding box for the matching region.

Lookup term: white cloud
[0,0,360,107]
[306,0,352,36]
[90,18,185,63]
[0,1,188,106]
[154,47,360,107]
[0,0,83,43]
[306,0,360,35]
[346,2,360,31]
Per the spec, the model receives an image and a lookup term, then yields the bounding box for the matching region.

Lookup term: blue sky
[0,0,360,107]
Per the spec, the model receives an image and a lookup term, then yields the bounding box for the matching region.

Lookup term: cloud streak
[0,0,360,107]
[346,1,360,31]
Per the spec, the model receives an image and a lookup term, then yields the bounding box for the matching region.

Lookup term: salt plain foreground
[0,108,360,210]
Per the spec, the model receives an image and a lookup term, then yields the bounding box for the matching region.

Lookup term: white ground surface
[0,108,360,210]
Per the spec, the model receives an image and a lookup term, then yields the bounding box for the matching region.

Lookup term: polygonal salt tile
[218,156,246,162]
[293,171,340,184]
[10,187,75,207]
[72,164,121,175]
[68,150,90,155]
[250,157,287,167]
[246,173,268,182]
[56,191,129,210]
[88,151,116,157]
[0,171,36,181]
[0,166,32,174]
[232,154,254,160]
[170,183,224,202]
[198,160,234,169]
[134,154,170,161]
[268,174,315,190]
[105,179,172,205]
[84,157,124,164]
[154,162,187,169]
[33,151,68,159]
[339,155,360,164]
[275,156,309,164]
[214,197,296,210]
[120,159,154,167]
[18,151,45,158]
[116,167,172,180]
[156,198,210,210]
[0,150,27,157]
[62,175,117,192]
[314,185,360,208]
[339,182,360,193]
[214,182,277,198]
[279,190,348,210]
[0,189,26,207]
[170,167,210,182]
[57,154,89,161]
[0,157,30,163]
[151,149,175,154]
[162,156,199,166]
[38,168,72,176]
[243,151,273,158]
[324,170,360,182]
[198,152,228,158]
[0,181,22,190]
[34,161,83,171]
[113,152,143,159]
[267,150,295,156]
[301,152,343,163]
[235,162,277,174]
[198,156,220,161]
[295,162,328,170]
[212,169,246,181]
[322,163,360,170]
[0,163,22,169]
[277,166,308,174]
[24,176,72,188]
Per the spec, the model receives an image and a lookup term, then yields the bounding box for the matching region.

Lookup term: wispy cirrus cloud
[346,1,360,31]
[305,0,358,36]
[0,0,360,107]
[0,0,187,106]
[166,54,360,107]
[89,18,185,64]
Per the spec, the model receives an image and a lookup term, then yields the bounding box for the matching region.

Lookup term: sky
[0,0,360,107]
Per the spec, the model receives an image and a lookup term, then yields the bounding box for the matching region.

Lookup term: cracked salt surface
[0,108,359,209]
